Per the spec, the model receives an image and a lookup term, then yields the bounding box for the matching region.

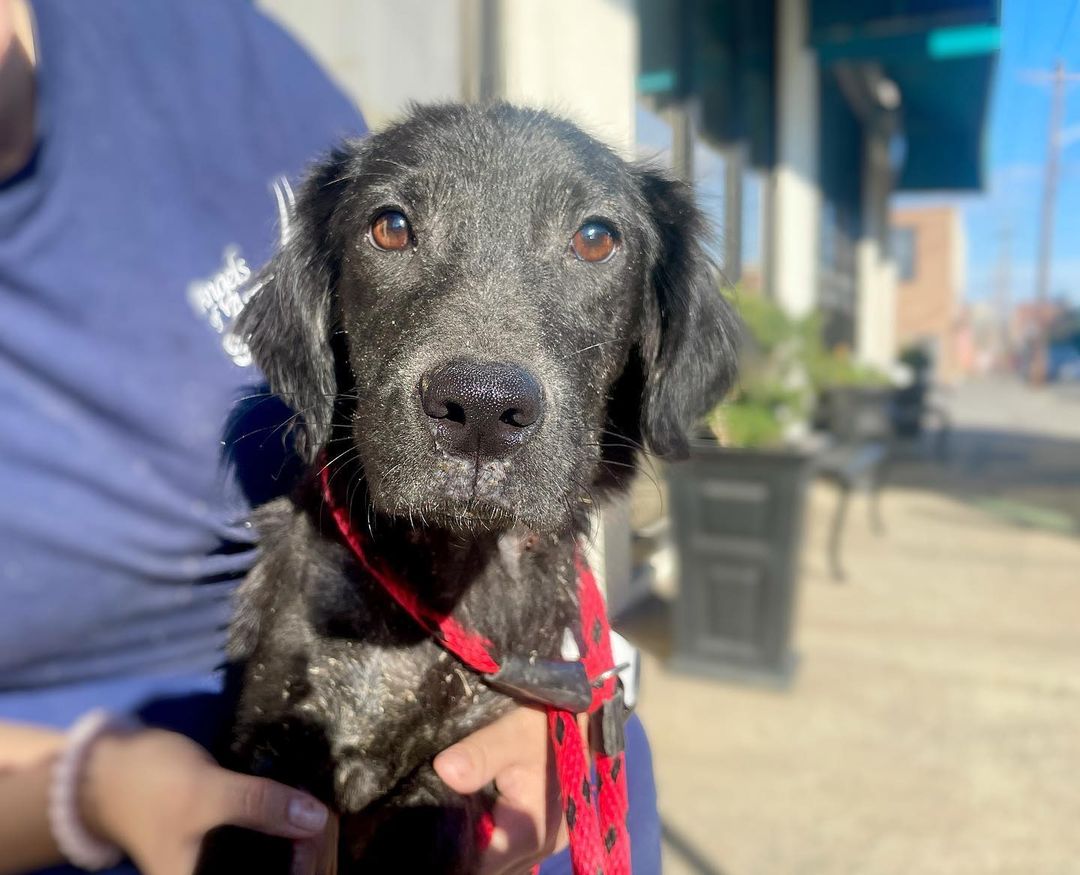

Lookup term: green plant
[707,288,890,448]
[708,290,816,448]
[709,385,795,447]
[806,340,890,391]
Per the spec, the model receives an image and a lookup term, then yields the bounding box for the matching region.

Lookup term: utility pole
[1028,61,1080,381]
[994,224,1013,371]
[1035,62,1068,309]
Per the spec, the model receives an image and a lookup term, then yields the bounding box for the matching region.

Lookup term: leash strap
[318,462,631,874]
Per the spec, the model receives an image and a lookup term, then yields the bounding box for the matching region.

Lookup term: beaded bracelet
[48,708,140,871]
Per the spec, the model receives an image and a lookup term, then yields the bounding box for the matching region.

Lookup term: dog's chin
[369,490,570,536]
[402,499,517,534]
[362,453,578,535]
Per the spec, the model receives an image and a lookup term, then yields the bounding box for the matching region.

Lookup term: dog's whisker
[597,428,651,454]
[319,172,357,188]
[569,338,619,356]
[326,464,361,513]
[319,444,362,480]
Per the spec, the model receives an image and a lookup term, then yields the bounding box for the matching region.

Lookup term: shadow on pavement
[888,427,1080,536]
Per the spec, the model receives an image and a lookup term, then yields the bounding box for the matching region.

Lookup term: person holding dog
[0,1,662,874]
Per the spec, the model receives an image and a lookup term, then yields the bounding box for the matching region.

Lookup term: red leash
[319,464,632,874]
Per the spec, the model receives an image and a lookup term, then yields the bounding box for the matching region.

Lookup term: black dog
[198,103,738,874]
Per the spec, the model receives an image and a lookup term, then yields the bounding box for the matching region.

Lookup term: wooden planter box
[667,441,814,687]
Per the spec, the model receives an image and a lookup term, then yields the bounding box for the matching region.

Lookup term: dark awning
[811,0,1000,191]
[638,0,777,169]
[637,0,1000,192]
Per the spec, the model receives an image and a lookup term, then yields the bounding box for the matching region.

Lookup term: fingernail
[288,796,328,832]
[435,749,470,784]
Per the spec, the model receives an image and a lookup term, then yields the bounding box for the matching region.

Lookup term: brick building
[891,205,967,380]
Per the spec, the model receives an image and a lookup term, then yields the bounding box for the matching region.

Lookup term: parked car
[1047,341,1080,382]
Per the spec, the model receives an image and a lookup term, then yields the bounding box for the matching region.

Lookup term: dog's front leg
[193,708,345,875]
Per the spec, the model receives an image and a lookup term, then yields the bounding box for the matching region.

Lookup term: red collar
[318,458,631,875]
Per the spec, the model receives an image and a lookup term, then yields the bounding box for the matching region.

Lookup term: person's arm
[0,0,37,180]
[0,720,334,875]
[0,711,562,875]
[0,720,64,768]
[0,725,64,873]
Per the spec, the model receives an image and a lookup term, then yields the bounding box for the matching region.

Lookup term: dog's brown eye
[571,221,618,263]
[370,210,412,251]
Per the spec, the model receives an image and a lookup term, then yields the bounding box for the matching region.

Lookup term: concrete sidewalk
[622,380,1080,874]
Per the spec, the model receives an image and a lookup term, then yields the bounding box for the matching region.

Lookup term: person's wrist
[76,726,140,850]
[49,710,142,870]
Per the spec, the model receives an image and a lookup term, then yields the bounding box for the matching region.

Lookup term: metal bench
[813,387,894,582]
[814,441,888,581]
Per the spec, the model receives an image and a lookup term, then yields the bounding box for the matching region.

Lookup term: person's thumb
[205,771,329,839]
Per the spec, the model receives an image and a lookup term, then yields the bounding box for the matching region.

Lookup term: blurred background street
[622,376,1080,874]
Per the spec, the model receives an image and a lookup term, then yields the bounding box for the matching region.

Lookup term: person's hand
[434,707,568,875]
[78,727,335,875]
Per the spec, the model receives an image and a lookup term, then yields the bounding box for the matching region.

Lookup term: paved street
[620,379,1080,875]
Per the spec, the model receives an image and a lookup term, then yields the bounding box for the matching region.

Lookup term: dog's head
[239,104,738,533]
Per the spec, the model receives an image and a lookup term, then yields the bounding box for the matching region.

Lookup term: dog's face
[239,104,738,533]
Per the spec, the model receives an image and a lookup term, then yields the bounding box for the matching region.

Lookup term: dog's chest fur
[225,490,581,818]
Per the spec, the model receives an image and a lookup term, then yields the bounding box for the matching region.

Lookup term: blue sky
[924,0,1080,304]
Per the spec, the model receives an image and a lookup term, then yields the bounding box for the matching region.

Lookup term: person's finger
[478,795,564,875]
[478,722,566,874]
[203,771,329,840]
[434,707,546,795]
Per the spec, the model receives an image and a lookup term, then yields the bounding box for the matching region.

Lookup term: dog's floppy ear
[236,148,356,463]
[634,167,741,458]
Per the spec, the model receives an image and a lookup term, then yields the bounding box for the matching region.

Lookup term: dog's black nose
[420,359,544,459]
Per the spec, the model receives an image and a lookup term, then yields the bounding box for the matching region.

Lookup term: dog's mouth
[369,488,526,534]
[405,498,518,530]
[364,457,567,535]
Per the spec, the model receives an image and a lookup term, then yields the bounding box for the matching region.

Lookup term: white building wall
[497,0,638,156]
[258,0,464,126]
[772,0,820,317]
[857,131,898,368]
[261,0,638,152]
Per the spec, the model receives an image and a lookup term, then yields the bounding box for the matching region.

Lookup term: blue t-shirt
[0,0,365,719]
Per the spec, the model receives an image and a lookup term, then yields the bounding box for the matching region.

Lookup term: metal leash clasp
[590,632,640,757]
[482,655,595,713]
[481,632,641,757]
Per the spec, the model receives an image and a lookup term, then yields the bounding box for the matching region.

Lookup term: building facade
[892,205,967,380]
[638,0,998,368]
